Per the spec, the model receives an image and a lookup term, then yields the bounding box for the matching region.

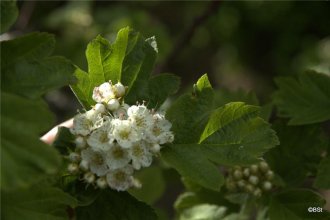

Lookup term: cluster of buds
[225,161,274,197]
[67,81,174,191]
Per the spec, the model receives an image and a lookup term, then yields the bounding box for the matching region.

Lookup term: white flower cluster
[67,81,174,191]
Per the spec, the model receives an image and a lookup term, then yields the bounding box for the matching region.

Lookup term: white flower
[107,99,120,111]
[113,82,126,97]
[70,109,103,136]
[106,143,130,169]
[81,148,109,176]
[146,113,174,144]
[106,166,134,191]
[87,122,112,151]
[129,141,153,170]
[109,119,141,148]
[92,82,115,103]
[127,105,153,135]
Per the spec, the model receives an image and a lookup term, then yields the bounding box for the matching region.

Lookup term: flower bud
[75,136,86,149]
[84,172,95,184]
[249,175,259,185]
[253,188,262,197]
[79,160,89,171]
[68,163,79,173]
[265,170,274,180]
[113,82,126,97]
[237,180,246,188]
[94,103,106,113]
[259,161,269,172]
[69,152,81,162]
[243,168,250,177]
[262,181,272,191]
[250,165,259,174]
[244,184,255,193]
[233,170,243,180]
[96,177,108,189]
[107,99,120,111]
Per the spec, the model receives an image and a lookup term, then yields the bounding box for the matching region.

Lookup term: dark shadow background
[6,1,330,218]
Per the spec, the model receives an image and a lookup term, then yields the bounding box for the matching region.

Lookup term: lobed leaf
[268,189,329,220]
[2,186,77,220]
[265,122,327,186]
[71,27,172,110]
[1,93,61,191]
[1,32,76,99]
[75,190,157,220]
[273,70,330,125]
[162,75,279,191]
[0,0,18,34]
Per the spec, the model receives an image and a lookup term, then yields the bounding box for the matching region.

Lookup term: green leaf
[0,0,18,33]
[174,192,202,213]
[128,166,165,205]
[314,156,330,189]
[273,71,330,125]
[2,186,77,220]
[269,189,328,220]
[166,74,214,144]
[179,204,227,220]
[1,93,61,191]
[76,190,157,220]
[162,144,224,191]
[145,73,180,109]
[1,32,55,69]
[265,122,327,186]
[162,75,278,191]
[71,27,160,109]
[52,127,75,155]
[199,102,279,166]
[1,32,76,99]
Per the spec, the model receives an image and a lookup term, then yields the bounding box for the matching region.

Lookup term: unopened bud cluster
[225,161,274,197]
[67,81,174,191]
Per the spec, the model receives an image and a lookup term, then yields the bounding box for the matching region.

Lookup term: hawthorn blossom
[129,141,153,170]
[81,148,109,176]
[106,166,134,191]
[109,119,141,148]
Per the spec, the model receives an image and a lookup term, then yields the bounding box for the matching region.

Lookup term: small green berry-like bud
[233,170,243,180]
[265,170,274,180]
[237,180,246,188]
[226,180,237,191]
[262,181,272,191]
[250,165,259,174]
[253,188,262,197]
[96,177,108,189]
[84,172,95,184]
[68,163,79,173]
[259,161,269,172]
[243,168,250,177]
[244,184,255,193]
[249,175,259,185]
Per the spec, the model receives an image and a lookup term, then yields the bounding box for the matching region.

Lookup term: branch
[155,0,221,73]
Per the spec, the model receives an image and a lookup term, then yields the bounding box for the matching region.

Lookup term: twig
[155,0,221,74]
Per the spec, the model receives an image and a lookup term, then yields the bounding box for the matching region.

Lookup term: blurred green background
[5,1,330,218]
[6,0,330,124]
